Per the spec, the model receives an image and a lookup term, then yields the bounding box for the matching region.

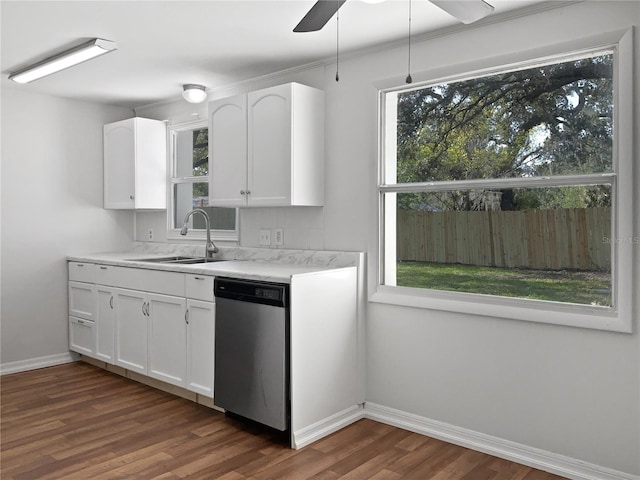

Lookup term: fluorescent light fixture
[430,0,495,24]
[9,38,117,84]
[182,84,208,104]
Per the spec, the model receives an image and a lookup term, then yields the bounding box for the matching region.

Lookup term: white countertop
[67,251,352,284]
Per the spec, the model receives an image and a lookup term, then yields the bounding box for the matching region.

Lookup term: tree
[193,128,209,198]
[396,54,613,211]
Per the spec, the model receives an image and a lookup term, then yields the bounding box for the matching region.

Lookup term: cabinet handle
[129,195,134,200]
[100,266,108,270]
[194,276,205,281]
[145,302,150,316]
[185,309,189,325]
[78,319,85,325]
[246,190,251,195]
[76,263,84,267]
[240,190,245,195]
[109,296,114,309]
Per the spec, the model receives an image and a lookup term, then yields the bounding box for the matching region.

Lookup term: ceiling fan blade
[294,0,347,33]
[429,0,494,24]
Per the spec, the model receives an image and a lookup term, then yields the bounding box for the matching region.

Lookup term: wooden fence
[397,207,611,271]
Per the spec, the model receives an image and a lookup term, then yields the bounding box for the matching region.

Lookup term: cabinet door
[115,288,148,374]
[69,281,96,321]
[186,299,215,397]
[148,293,187,387]
[96,286,116,364]
[248,85,292,206]
[104,119,135,209]
[133,118,167,210]
[69,317,95,356]
[209,96,248,207]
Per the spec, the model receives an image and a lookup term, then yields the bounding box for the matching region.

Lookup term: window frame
[372,29,634,333]
[166,119,239,242]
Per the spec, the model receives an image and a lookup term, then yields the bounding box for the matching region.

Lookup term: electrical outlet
[273,228,284,246]
[259,229,271,246]
[148,229,154,241]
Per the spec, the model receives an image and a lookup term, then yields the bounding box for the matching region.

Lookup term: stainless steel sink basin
[127,256,222,264]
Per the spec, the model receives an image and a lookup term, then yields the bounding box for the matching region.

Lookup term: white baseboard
[292,404,365,449]
[0,352,79,375]
[365,402,638,480]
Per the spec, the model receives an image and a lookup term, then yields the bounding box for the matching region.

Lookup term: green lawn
[396,261,611,306]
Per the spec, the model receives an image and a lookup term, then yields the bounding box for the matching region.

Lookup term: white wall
[135,66,329,249]
[118,1,640,476]
[0,88,134,366]
[358,3,640,476]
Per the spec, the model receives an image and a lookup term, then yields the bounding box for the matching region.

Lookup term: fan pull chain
[406,0,413,84]
[335,6,340,82]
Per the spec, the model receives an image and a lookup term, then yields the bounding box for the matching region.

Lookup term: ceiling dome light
[182,84,207,103]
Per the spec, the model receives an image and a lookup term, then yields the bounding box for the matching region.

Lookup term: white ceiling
[1,0,546,109]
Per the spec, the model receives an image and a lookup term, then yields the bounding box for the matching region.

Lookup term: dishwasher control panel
[214,277,289,307]
[255,288,280,301]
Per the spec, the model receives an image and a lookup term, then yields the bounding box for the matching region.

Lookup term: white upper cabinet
[209,95,247,207]
[209,82,324,207]
[103,117,167,210]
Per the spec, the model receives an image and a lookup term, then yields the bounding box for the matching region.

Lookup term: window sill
[370,285,631,333]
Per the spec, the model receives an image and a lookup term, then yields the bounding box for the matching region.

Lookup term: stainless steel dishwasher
[214,277,290,431]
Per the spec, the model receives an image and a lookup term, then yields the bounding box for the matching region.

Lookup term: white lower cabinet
[69,281,96,321]
[68,275,96,357]
[186,299,215,397]
[68,262,215,399]
[69,316,95,356]
[148,293,187,387]
[95,286,116,363]
[68,260,362,448]
[114,288,148,375]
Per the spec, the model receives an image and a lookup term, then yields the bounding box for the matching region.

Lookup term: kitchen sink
[127,256,223,264]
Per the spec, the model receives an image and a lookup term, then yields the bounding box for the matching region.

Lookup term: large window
[377,33,634,332]
[169,121,237,239]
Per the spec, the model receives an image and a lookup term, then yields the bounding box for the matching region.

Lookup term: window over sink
[168,120,237,240]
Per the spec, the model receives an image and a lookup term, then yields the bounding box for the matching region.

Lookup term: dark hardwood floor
[1,362,567,479]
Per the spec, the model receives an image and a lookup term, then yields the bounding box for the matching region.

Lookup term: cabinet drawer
[69,281,96,321]
[69,316,95,356]
[112,267,185,296]
[186,274,214,302]
[69,262,96,283]
[95,264,117,286]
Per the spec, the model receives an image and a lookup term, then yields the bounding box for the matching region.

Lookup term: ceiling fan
[293,0,495,32]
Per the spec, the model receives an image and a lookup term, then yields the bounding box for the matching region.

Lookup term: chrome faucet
[180,208,219,261]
